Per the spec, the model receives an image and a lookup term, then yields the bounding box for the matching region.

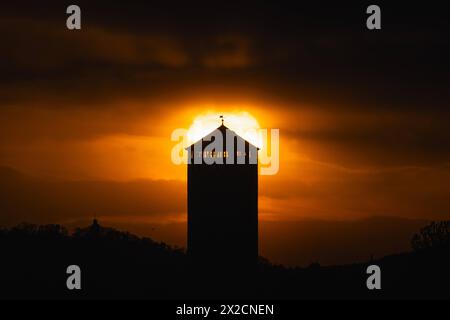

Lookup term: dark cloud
[0,166,186,226]
[283,111,450,166]
[0,1,449,170]
[260,163,450,220]
[1,1,449,110]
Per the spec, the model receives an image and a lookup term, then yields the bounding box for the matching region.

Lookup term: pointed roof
[186,124,260,150]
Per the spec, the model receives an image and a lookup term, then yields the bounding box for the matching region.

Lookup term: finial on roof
[219,115,224,125]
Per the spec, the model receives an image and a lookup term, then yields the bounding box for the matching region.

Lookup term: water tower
[186,118,259,268]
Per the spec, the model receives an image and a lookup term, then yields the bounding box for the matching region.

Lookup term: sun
[186,111,262,148]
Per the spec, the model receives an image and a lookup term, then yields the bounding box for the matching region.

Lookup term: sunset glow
[186,111,263,148]
[2,2,450,272]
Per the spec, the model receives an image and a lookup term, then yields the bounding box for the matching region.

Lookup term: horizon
[1,2,450,278]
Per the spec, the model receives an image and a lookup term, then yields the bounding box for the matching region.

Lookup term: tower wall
[187,136,258,268]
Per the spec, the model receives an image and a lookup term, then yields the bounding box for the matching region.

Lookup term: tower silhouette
[186,119,259,269]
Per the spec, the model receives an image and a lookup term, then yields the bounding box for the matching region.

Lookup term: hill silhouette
[1,220,449,299]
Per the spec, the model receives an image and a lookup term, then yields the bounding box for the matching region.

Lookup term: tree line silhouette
[411,221,450,251]
[0,220,449,299]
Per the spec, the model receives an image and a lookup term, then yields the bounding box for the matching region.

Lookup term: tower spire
[219,115,224,125]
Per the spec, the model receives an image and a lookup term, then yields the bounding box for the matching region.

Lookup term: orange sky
[1,2,450,265]
[1,98,450,225]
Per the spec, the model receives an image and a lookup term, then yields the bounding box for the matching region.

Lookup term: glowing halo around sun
[186,112,263,148]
